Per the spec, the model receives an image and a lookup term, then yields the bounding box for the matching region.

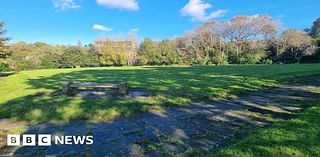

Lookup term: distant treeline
[1,15,320,71]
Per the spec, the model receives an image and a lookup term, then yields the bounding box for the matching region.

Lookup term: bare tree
[179,15,280,64]
[225,15,279,58]
[278,29,314,63]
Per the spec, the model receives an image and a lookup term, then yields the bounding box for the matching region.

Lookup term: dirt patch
[0,119,28,150]
[75,89,151,99]
[50,88,151,99]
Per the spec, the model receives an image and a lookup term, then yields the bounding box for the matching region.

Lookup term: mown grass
[207,101,320,157]
[0,64,320,124]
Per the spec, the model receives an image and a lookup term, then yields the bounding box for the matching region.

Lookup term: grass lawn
[207,101,320,157]
[1,64,320,124]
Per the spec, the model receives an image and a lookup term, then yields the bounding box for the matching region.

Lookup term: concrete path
[1,79,320,157]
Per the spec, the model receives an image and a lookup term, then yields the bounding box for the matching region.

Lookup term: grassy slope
[0,64,320,124]
[208,102,320,157]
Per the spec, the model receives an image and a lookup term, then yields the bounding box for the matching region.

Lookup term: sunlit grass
[207,101,320,157]
[0,64,320,124]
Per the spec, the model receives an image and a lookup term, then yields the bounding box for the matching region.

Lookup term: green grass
[207,102,320,157]
[0,64,320,124]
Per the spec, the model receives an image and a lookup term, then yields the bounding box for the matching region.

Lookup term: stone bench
[62,82,128,95]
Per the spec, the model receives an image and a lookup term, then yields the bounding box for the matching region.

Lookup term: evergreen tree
[310,17,320,37]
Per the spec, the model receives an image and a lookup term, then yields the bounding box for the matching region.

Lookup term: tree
[140,38,181,65]
[0,21,10,59]
[33,42,59,69]
[224,15,279,64]
[178,15,279,65]
[82,45,100,67]
[7,42,62,71]
[95,39,133,66]
[278,29,314,63]
[158,40,180,65]
[0,21,10,71]
[7,42,37,71]
[124,40,138,66]
[310,17,320,37]
[190,22,217,65]
[58,46,85,68]
[140,38,160,65]
[176,36,193,65]
[178,22,227,65]
[8,42,100,70]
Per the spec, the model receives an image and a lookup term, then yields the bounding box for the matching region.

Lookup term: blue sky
[0,0,319,45]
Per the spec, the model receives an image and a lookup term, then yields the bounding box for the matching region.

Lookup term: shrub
[261,59,273,64]
[0,61,10,72]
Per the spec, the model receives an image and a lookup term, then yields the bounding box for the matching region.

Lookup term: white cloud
[277,14,285,18]
[181,0,227,21]
[93,24,112,31]
[128,28,139,37]
[129,28,139,33]
[203,10,228,21]
[96,0,139,11]
[53,0,80,10]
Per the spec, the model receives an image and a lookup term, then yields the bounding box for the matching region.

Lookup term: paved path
[1,79,320,157]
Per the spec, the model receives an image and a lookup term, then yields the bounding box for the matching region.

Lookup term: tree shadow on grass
[2,80,319,156]
[0,72,15,77]
[0,66,280,124]
[0,66,320,156]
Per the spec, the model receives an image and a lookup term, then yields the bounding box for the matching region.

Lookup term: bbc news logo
[7,134,93,146]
